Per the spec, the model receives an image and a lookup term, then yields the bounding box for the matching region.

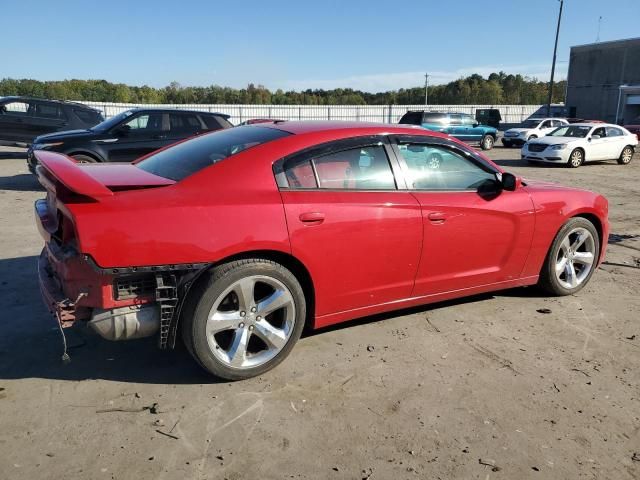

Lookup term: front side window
[397,142,495,191]
[592,127,607,138]
[540,120,553,129]
[422,113,447,125]
[461,115,476,126]
[449,114,462,126]
[124,113,163,131]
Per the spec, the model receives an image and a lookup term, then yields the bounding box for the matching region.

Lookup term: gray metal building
[566,37,640,124]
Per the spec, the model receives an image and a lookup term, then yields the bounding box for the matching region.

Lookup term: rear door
[106,111,169,162]
[166,112,204,144]
[29,101,68,138]
[390,135,535,295]
[0,99,33,143]
[276,136,423,321]
[605,126,628,159]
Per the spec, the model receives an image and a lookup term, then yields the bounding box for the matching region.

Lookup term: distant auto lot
[0,145,638,479]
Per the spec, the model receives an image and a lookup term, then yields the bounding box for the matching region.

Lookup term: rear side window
[136,126,291,181]
[423,113,447,124]
[169,113,201,132]
[281,144,396,190]
[74,108,101,123]
[202,115,233,130]
[399,112,423,125]
[606,126,623,137]
[35,103,63,119]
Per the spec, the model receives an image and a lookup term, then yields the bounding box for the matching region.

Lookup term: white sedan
[521,123,638,168]
[502,117,569,147]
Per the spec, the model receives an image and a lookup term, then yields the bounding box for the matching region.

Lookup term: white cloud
[282,63,569,92]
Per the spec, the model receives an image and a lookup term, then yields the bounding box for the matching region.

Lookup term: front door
[588,126,610,160]
[0,99,33,143]
[390,136,536,295]
[277,137,423,319]
[106,112,169,162]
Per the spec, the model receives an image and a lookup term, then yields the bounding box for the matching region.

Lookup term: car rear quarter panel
[67,147,292,268]
[520,183,609,277]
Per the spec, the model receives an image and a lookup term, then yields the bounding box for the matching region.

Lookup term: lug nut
[256,316,262,321]
[251,307,257,313]
[249,325,254,331]
[239,322,245,328]
[240,311,246,317]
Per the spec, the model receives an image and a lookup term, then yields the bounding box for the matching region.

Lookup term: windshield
[548,125,591,138]
[91,110,135,131]
[136,126,291,181]
[521,120,541,128]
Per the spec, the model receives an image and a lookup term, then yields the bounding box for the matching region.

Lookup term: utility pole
[547,0,564,116]
[424,73,430,106]
[596,16,602,42]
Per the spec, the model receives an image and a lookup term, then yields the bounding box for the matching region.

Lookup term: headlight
[32,142,63,150]
[518,131,529,137]
[549,144,567,150]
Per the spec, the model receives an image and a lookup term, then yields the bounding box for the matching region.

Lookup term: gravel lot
[0,145,638,480]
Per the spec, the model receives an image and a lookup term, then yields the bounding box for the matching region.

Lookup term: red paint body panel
[34,122,609,328]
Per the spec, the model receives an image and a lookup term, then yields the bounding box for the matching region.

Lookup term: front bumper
[521,146,569,163]
[502,137,526,146]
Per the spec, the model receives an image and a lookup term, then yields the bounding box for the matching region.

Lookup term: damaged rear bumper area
[38,248,162,341]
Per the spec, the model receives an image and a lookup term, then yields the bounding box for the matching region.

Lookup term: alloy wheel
[205,275,296,369]
[621,147,633,164]
[569,149,583,167]
[554,227,596,290]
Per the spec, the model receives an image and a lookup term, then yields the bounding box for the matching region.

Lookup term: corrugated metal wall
[78,101,543,126]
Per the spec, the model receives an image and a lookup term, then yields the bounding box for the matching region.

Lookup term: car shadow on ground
[0,151,27,160]
[0,254,554,385]
[492,158,565,168]
[0,173,43,192]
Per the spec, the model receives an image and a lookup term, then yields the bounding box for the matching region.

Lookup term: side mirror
[499,172,518,191]
[473,122,479,127]
[590,134,600,140]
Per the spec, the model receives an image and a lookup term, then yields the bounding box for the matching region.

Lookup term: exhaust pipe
[89,305,160,341]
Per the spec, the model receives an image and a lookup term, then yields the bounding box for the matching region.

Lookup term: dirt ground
[0,145,638,480]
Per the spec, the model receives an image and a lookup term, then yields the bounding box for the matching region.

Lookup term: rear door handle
[299,212,325,225]
[428,212,447,223]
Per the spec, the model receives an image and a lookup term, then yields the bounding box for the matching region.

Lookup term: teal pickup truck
[399,111,498,150]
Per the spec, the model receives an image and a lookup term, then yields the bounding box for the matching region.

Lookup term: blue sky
[2,0,639,92]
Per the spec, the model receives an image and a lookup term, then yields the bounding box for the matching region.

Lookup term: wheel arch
[65,150,104,162]
[174,249,316,346]
[573,212,603,251]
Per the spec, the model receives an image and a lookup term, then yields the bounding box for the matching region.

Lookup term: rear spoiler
[35,151,114,198]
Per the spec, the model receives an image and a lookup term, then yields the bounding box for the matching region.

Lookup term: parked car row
[26,108,232,172]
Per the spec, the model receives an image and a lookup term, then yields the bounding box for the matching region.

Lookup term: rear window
[136,126,291,181]
[203,115,233,130]
[74,108,102,123]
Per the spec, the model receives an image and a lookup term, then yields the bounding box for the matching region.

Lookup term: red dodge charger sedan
[35,121,609,379]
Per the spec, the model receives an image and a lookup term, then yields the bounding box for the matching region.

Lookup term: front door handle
[299,212,325,225]
[428,212,447,223]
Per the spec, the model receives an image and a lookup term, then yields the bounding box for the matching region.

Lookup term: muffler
[89,304,160,341]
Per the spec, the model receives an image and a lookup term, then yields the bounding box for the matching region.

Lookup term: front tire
[481,135,494,150]
[618,146,634,165]
[538,217,600,296]
[182,259,306,380]
[568,148,584,168]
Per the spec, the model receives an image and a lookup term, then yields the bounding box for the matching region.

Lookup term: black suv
[27,108,232,172]
[0,96,104,146]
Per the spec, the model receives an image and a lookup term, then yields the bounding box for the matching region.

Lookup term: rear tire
[538,217,600,296]
[481,135,494,150]
[181,259,306,380]
[71,154,98,164]
[617,146,634,165]
[568,148,584,168]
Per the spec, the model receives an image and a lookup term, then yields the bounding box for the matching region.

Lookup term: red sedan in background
[35,122,609,380]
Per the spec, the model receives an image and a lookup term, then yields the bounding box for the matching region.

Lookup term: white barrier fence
[78,102,545,126]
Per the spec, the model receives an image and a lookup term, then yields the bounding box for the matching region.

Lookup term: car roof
[126,107,230,119]
[0,96,99,111]
[252,120,451,138]
[568,122,610,127]
[405,110,469,115]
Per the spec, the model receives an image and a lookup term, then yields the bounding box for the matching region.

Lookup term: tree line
[0,73,566,105]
